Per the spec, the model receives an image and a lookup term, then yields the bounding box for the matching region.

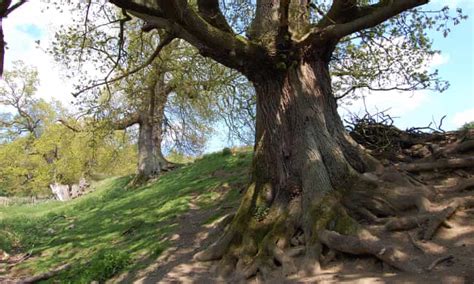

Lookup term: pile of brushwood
[346,112,474,168]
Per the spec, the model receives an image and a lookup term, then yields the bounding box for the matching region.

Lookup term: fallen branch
[6,253,31,268]
[398,157,474,172]
[426,255,453,271]
[444,140,474,155]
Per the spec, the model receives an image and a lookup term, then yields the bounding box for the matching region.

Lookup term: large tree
[85,0,467,278]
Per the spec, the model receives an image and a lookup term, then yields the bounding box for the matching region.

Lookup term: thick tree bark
[195,55,381,277]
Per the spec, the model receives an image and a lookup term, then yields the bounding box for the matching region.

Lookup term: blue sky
[345,1,474,131]
[3,1,474,152]
[410,5,474,129]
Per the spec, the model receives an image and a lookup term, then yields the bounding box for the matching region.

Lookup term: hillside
[0,149,252,283]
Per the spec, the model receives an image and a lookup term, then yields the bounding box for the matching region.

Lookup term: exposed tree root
[193,229,235,262]
[454,196,474,208]
[195,161,474,280]
[398,157,474,172]
[205,213,236,241]
[441,178,474,193]
[318,230,422,273]
[426,255,453,272]
[423,203,458,240]
[320,249,337,266]
[385,194,474,241]
[385,214,430,231]
[407,232,426,254]
[384,202,458,240]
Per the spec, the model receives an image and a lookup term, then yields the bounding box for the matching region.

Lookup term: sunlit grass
[0,148,252,282]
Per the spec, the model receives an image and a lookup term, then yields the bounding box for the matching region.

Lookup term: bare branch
[110,0,257,72]
[57,119,81,132]
[113,112,141,130]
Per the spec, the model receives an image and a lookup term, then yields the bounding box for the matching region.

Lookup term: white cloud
[452,108,474,127]
[428,53,450,69]
[339,90,430,119]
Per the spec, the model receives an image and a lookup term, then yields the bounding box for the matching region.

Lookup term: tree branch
[317,0,358,28]
[0,0,28,77]
[5,0,28,16]
[113,112,140,130]
[328,0,429,39]
[110,0,258,72]
[72,32,175,97]
[57,119,81,132]
[197,0,233,33]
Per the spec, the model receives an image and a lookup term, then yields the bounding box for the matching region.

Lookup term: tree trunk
[133,119,162,185]
[250,58,375,207]
[195,55,382,277]
[130,75,172,186]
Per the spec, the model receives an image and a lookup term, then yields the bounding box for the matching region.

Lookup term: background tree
[0,61,50,140]
[0,63,137,196]
[104,0,467,277]
[51,3,255,185]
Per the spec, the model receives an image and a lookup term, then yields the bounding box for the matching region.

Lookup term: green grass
[0,148,252,283]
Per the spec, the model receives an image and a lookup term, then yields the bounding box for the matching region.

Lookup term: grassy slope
[0,149,252,283]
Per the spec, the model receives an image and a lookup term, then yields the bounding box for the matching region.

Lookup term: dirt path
[112,196,229,283]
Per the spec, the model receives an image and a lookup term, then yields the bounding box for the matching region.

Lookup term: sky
[2,0,474,151]
[338,0,474,131]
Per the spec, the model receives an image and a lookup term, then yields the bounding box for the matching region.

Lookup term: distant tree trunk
[130,74,172,186]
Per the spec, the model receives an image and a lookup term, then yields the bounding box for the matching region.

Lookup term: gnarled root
[194,229,236,261]
[441,178,474,193]
[398,157,474,172]
[423,203,458,240]
[194,173,443,279]
[385,202,458,241]
[318,230,422,273]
